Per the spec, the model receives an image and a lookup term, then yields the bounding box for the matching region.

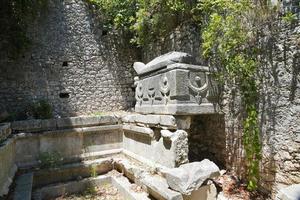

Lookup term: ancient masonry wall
[0,0,138,117]
[142,22,300,197]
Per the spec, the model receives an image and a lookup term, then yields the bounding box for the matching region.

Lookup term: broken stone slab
[122,114,176,128]
[171,130,189,166]
[183,182,217,200]
[161,159,220,195]
[133,51,196,75]
[175,116,191,129]
[123,124,154,137]
[0,123,11,142]
[140,174,183,200]
[111,175,151,200]
[277,184,300,200]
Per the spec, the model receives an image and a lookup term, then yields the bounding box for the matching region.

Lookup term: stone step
[13,173,33,200]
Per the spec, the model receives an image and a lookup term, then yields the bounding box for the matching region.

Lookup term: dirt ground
[216,172,270,200]
[53,183,125,200]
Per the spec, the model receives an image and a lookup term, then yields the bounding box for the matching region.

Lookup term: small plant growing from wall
[31,99,53,119]
[38,151,63,169]
[90,165,98,177]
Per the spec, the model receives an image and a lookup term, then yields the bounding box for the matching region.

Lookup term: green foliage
[90,165,98,177]
[131,0,192,45]
[1,0,48,57]
[92,111,105,116]
[87,0,195,45]
[282,12,297,24]
[88,0,274,190]
[31,99,53,119]
[38,151,63,168]
[199,0,267,191]
[88,0,137,30]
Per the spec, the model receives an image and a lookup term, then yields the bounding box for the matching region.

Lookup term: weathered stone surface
[33,158,113,187]
[277,184,300,200]
[133,51,195,75]
[123,124,154,137]
[141,174,183,200]
[13,173,33,200]
[161,130,174,139]
[172,130,189,166]
[175,116,191,129]
[123,129,188,168]
[134,57,219,115]
[161,159,220,195]
[11,120,42,132]
[34,175,111,200]
[0,0,137,117]
[10,116,119,132]
[183,183,217,200]
[111,175,151,200]
[122,114,176,128]
[14,125,122,167]
[0,123,11,142]
[0,138,17,197]
[41,119,57,131]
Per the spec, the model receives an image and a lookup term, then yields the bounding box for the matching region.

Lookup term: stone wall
[217,22,300,197]
[0,0,138,118]
[141,23,203,64]
[142,21,300,197]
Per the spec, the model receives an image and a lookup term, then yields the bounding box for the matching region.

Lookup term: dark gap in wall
[102,30,108,36]
[62,61,68,66]
[188,114,226,168]
[59,92,70,99]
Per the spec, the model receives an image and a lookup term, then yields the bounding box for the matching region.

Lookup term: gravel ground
[53,184,125,200]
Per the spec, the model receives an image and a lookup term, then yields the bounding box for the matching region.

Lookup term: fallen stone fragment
[277,184,300,200]
[161,159,220,195]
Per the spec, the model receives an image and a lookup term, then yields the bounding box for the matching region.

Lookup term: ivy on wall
[0,0,48,58]
[86,0,288,191]
[87,0,195,45]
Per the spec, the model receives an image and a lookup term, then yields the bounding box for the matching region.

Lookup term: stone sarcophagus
[133,52,219,115]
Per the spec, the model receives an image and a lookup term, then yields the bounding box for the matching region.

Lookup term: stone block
[277,184,300,200]
[41,119,57,130]
[123,124,154,137]
[141,174,183,200]
[11,120,42,132]
[56,117,83,129]
[13,173,33,200]
[97,115,118,125]
[0,123,11,141]
[122,114,176,128]
[57,116,118,129]
[0,138,17,197]
[183,183,217,200]
[161,159,220,195]
[175,116,191,129]
[133,52,219,115]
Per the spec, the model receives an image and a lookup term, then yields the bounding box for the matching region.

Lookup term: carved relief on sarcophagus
[133,52,219,115]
